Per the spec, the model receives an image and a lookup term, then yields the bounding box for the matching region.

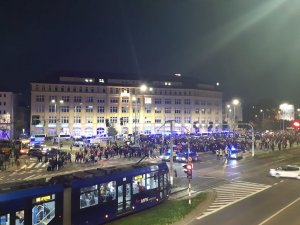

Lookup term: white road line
[27,163,35,169]
[258,197,300,225]
[21,165,27,169]
[24,174,36,180]
[197,181,271,220]
[35,162,43,168]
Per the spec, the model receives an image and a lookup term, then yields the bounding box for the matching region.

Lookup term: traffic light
[183,163,193,179]
[105,119,110,127]
[120,117,124,126]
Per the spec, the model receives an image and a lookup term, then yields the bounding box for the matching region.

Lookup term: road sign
[188,157,192,162]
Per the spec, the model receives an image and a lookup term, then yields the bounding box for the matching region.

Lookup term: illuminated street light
[232,99,240,125]
[140,84,147,92]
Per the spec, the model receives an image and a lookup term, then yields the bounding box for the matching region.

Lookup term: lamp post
[260,109,264,130]
[132,96,138,145]
[51,99,64,149]
[232,99,239,124]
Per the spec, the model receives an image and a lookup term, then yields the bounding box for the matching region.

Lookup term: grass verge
[107,192,207,225]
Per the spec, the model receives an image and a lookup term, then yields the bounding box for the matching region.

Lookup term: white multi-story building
[0,92,17,139]
[30,76,223,137]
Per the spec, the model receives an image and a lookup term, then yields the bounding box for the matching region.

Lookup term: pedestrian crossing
[196,180,271,220]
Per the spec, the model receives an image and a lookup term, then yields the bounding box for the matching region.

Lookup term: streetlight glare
[140,84,147,92]
[232,99,240,105]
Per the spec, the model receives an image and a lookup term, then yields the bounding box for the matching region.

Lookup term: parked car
[176,152,200,162]
[28,148,44,158]
[160,151,180,161]
[270,165,300,179]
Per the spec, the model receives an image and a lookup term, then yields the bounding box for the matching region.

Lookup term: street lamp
[51,99,64,149]
[232,99,240,125]
[132,96,138,145]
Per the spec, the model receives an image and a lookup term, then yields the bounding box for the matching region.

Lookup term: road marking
[258,197,300,225]
[197,181,271,220]
[35,162,43,168]
[27,163,35,169]
[24,174,36,180]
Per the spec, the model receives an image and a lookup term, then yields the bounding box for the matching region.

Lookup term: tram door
[117,181,132,214]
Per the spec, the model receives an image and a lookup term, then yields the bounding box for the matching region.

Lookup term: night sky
[1,0,300,105]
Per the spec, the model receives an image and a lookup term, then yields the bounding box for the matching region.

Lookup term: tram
[0,161,171,225]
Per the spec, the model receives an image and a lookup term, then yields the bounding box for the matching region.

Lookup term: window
[49,105,55,113]
[195,99,200,105]
[99,181,116,204]
[175,99,181,105]
[86,106,93,113]
[97,106,105,113]
[74,116,81,123]
[110,106,118,113]
[48,116,56,124]
[110,98,118,103]
[97,98,105,103]
[75,106,81,113]
[74,96,82,103]
[132,172,158,195]
[80,185,98,209]
[122,97,129,103]
[61,106,69,113]
[0,214,10,225]
[145,107,151,113]
[49,96,56,101]
[175,108,181,114]
[154,98,162,104]
[155,118,162,123]
[122,117,129,124]
[97,116,104,124]
[110,117,117,124]
[36,95,44,102]
[165,99,172,104]
[61,116,69,124]
[86,96,93,103]
[32,194,56,224]
[184,99,191,105]
[201,100,206,105]
[175,117,181,123]
[62,96,69,102]
[133,118,140,123]
[86,117,93,124]
[133,108,140,113]
[155,108,161,113]
[184,117,191,123]
[122,106,129,113]
[165,107,171,114]
[184,108,191,114]
[36,105,44,113]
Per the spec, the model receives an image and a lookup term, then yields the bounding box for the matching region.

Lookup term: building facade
[0,92,17,139]
[30,76,223,137]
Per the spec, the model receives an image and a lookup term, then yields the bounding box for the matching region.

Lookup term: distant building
[0,92,17,139]
[30,76,223,137]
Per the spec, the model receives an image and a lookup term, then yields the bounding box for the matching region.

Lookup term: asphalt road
[172,148,300,225]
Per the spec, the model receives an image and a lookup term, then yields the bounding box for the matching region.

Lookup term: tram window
[99,181,116,203]
[80,185,99,209]
[0,214,10,225]
[16,211,24,225]
[32,200,55,225]
[146,172,158,190]
[132,174,145,194]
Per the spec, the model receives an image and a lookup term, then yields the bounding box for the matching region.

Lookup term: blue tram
[0,161,171,225]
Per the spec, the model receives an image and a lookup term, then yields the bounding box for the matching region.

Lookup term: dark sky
[1,0,300,105]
